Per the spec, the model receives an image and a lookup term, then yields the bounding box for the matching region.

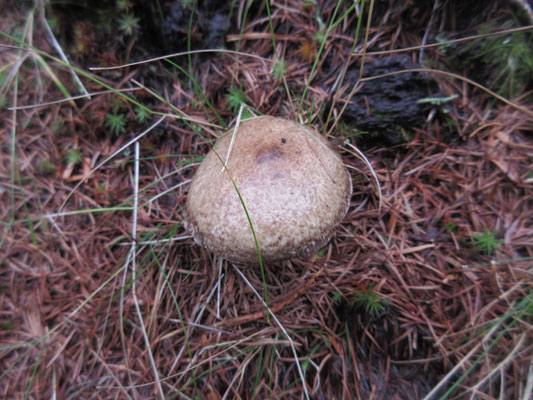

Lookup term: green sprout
[225,86,249,114]
[272,58,287,81]
[472,227,503,256]
[118,13,140,36]
[445,221,458,234]
[314,29,327,45]
[105,112,127,136]
[330,290,343,303]
[135,106,151,123]
[65,148,82,166]
[51,117,64,135]
[353,288,387,318]
[116,0,131,11]
[37,157,55,175]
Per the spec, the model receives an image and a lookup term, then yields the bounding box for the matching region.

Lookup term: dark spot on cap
[281,138,287,143]
[256,147,283,164]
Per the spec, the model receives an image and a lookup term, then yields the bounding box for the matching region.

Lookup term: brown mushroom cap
[185,116,352,264]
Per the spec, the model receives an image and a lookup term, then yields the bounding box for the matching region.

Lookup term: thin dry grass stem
[170,277,221,374]
[8,87,140,110]
[130,141,165,399]
[89,49,274,71]
[37,3,89,99]
[222,103,244,171]
[344,141,382,213]
[469,332,527,398]
[221,346,261,400]
[353,25,533,56]
[216,257,224,319]
[326,0,374,137]
[88,347,133,400]
[231,263,311,400]
[57,116,167,214]
[524,361,533,400]
[130,78,224,132]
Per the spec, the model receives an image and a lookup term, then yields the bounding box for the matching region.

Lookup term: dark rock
[340,56,435,147]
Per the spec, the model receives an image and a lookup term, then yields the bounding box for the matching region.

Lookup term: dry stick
[231,264,311,400]
[422,334,488,400]
[125,235,193,246]
[344,142,382,212]
[130,142,165,399]
[423,296,528,400]
[147,177,193,209]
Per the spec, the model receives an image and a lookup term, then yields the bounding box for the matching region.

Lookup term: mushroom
[185,116,352,264]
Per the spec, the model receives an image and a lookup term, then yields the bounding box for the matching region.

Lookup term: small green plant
[51,117,64,135]
[314,29,327,45]
[472,227,502,256]
[1,319,16,331]
[37,157,55,175]
[330,290,343,303]
[116,0,131,11]
[459,22,533,98]
[118,13,140,36]
[445,221,458,234]
[337,121,368,140]
[435,34,452,54]
[353,287,387,318]
[225,86,249,114]
[105,112,127,136]
[135,106,151,123]
[65,148,82,166]
[272,58,287,82]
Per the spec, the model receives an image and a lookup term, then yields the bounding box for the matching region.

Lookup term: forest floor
[1,0,532,399]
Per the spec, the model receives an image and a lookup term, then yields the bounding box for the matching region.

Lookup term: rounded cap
[185,116,352,264]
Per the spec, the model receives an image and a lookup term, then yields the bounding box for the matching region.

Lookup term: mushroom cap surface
[185,116,352,264]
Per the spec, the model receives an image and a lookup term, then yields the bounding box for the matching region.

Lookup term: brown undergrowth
[1,1,532,399]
